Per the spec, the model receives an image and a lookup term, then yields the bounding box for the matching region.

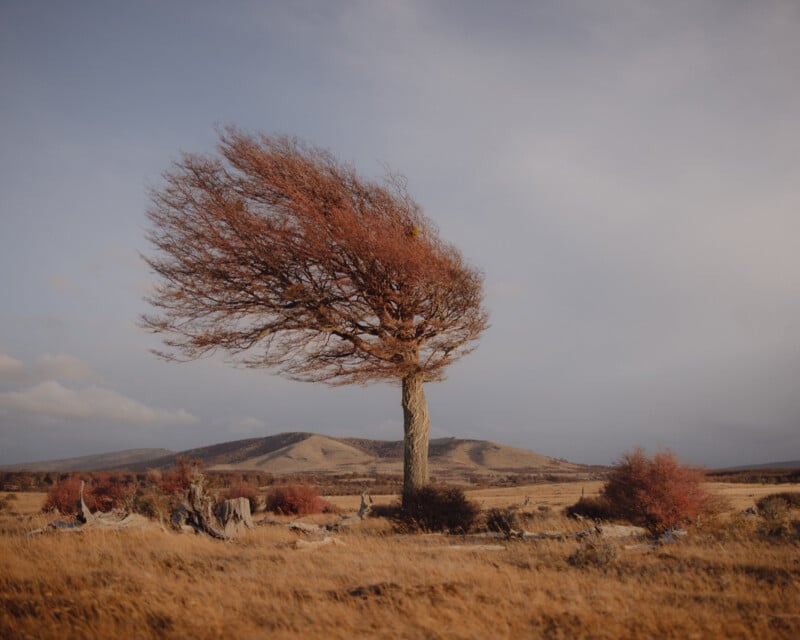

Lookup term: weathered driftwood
[444,544,506,551]
[76,481,153,530]
[170,472,254,540]
[594,523,648,539]
[31,474,252,539]
[30,482,157,536]
[293,536,345,550]
[358,491,373,520]
[78,481,95,525]
[288,521,325,534]
[181,477,227,539]
[259,515,358,533]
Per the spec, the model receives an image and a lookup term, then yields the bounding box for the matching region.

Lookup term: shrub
[42,473,139,515]
[132,487,169,520]
[265,483,330,515]
[757,496,793,539]
[757,492,800,512]
[568,535,617,568]
[90,473,137,512]
[565,448,717,534]
[485,508,520,535]
[43,475,92,515]
[368,502,403,520]
[565,496,614,521]
[400,485,480,533]
[222,481,260,513]
[156,457,200,495]
[0,493,18,513]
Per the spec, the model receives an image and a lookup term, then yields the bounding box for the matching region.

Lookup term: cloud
[34,353,93,383]
[227,416,266,435]
[47,273,82,295]
[0,353,26,384]
[0,380,196,427]
[0,352,93,386]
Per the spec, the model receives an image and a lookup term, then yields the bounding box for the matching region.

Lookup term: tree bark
[402,371,430,502]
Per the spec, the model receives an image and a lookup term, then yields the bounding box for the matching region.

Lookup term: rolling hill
[0,448,175,473]
[0,433,587,478]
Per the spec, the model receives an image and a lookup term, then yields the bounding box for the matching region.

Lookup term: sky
[1,1,799,468]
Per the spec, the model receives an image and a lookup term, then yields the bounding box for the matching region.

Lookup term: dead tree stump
[170,469,253,540]
[216,497,254,538]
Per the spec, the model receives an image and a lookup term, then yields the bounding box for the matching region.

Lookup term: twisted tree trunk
[402,371,430,503]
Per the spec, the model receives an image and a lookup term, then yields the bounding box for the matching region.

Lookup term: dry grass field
[1,483,799,639]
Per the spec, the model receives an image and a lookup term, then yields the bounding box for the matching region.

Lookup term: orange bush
[43,475,93,515]
[222,481,259,512]
[601,448,716,533]
[265,483,330,515]
[90,473,137,512]
[156,457,200,494]
[43,473,137,515]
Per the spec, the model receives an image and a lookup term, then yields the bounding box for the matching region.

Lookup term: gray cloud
[0,380,195,427]
[34,353,93,384]
[0,353,195,429]
[0,354,26,385]
[0,352,92,386]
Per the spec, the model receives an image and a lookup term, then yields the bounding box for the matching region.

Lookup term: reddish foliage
[43,475,90,515]
[155,457,199,494]
[88,473,137,512]
[142,130,488,385]
[223,481,259,512]
[265,483,330,515]
[43,473,138,515]
[602,448,716,533]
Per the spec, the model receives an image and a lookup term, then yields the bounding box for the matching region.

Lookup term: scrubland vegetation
[566,449,720,533]
[1,469,799,639]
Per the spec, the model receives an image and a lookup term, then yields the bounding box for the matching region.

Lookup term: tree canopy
[143,129,489,386]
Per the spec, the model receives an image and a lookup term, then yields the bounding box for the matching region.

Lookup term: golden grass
[1,485,799,639]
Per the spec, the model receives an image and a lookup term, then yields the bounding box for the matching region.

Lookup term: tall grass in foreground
[1,486,798,639]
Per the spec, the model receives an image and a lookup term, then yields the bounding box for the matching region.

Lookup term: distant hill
[133,433,585,478]
[0,433,588,479]
[719,460,800,471]
[0,448,175,472]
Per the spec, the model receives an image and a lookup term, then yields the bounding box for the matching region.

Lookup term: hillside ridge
[0,448,176,473]
[0,432,584,477]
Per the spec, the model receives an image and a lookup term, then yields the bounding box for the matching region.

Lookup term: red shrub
[601,448,716,533]
[222,481,260,512]
[43,473,138,515]
[265,483,330,515]
[90,473,137,512]
[43,475,94,515]
[156,457,200,494]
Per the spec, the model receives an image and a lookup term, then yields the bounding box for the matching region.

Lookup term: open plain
[1,482,799,639]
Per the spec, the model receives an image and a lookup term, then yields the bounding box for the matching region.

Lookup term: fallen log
[293,536,344,550]
[444,544,506,551]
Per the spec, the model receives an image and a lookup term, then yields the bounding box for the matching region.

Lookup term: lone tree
[142,129,489,500]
